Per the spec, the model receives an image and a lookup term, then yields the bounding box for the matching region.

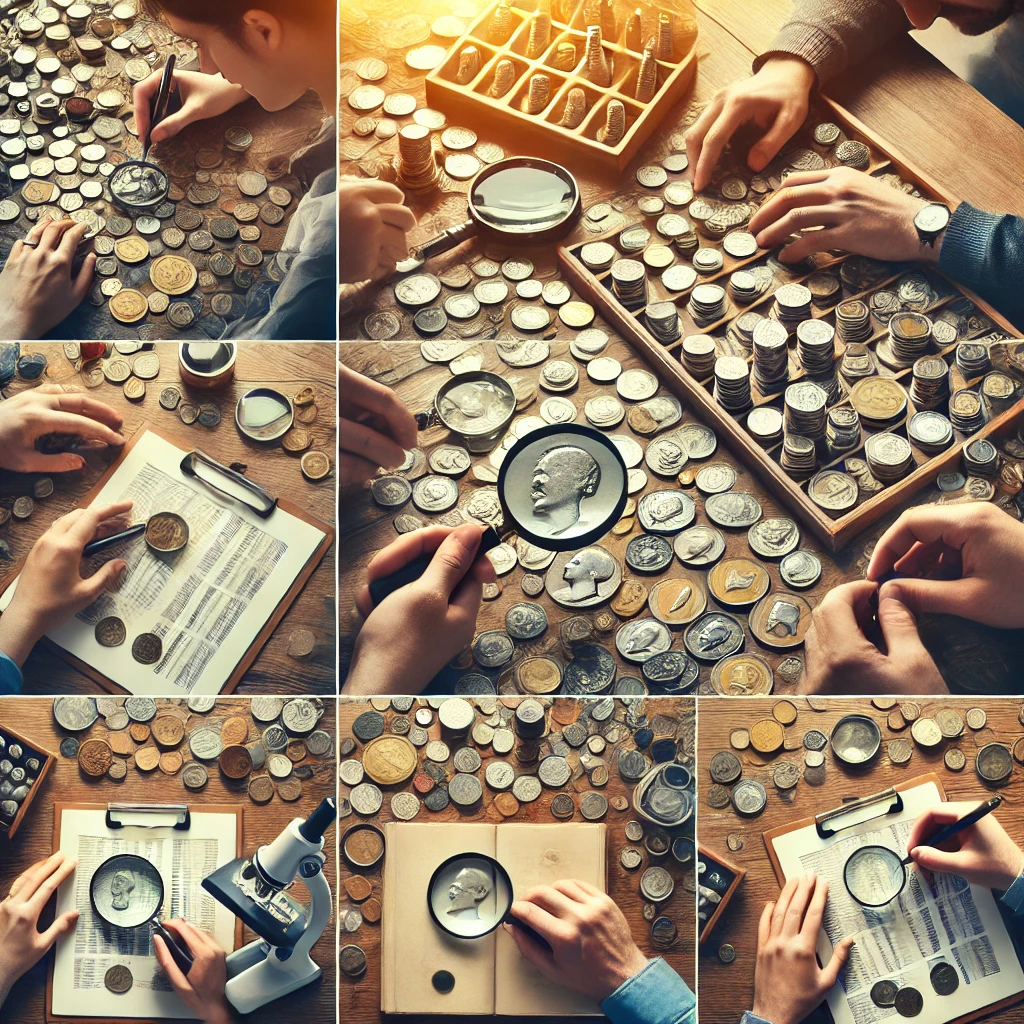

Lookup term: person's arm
[600,956,694,1024]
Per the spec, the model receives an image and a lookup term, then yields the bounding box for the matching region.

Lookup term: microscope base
[224,939,322,1014]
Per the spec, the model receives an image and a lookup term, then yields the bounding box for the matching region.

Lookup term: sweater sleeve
[600,957,696,1024]
[938,202,1024,333]
[752,0,909,84]
[0,651,23,694]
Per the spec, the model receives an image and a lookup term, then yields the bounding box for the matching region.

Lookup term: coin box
[560,96,1024,550]
[0,721,57,840]
[697,842,745,944]
[424,0,699,175]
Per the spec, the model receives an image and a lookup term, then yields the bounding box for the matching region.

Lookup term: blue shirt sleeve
[600,957,696,1024]
[1001,871,1024,915]
[0,651,23,694]
[739,1013,774,1024]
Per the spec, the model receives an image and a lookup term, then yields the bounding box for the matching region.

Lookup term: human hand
[748,167,936,263]
[752,873,854,1024]
[338,363,418,487]
[153,919,232,1024]
[504,879,648,1003]
[685,57,816,192]
[868,502,1024,629]
[908,802,1024,891]
[345,524,496,695]
[800,580,947,694]
[0,386,124,474]
[0,851,79,1007]
[0,500,133,666]
[0,219,95,339]
[133,69,248,145]
[338,181,417,283]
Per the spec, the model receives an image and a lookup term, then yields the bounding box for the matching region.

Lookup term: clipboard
[763,772,1024,1024]
[46,800,245,1024]
[0,425,334,695]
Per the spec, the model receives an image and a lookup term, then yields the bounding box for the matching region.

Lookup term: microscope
[202,796,336,1014]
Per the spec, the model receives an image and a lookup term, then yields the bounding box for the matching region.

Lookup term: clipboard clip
[106,804,192,830]
[180,450,278,519]
[815,787,904,839]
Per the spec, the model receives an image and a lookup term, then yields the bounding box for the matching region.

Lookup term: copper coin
[151,715,184,748]
[344,875,373,902]
[220,716,249,746]
[95,616,127,647]
[159,750,183,775]
[109,733,133,756]
[494,792,520,817]
[78,738,113,777]
[301,451,331,481]
[750,719,785,754]
[361,897,382,923]
[248,775,274,803]
[146,511,188,551]
[131,632,162,664]
[286,739,307,762]
[107,758,128,781]
[282,428,311,452]
[220,744,253,779]
[129,722,151,743]
[134,745,160,772]
[277,776,302,801]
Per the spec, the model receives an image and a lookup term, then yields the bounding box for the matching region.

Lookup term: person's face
[899,0,1017,34]
[562,554,584,582]
[532,453,576,511]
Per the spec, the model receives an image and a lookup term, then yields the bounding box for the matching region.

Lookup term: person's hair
[141,0,334,30]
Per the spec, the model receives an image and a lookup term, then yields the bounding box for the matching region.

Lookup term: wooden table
[0,342,336,694]
[697,696,1024,1024]
[337,696,696,1023]
[0,697,337,1024]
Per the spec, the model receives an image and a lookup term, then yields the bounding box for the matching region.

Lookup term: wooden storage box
[0,720,57,840]
[698,841,745,944]
[425,0,698,175]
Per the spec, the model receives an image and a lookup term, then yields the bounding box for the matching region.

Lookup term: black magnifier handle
[151,918,194,976]
[83,522,146,557]
[504,911,553,953]
[410,219,477,262]
[903,796,1003,865]
[144,53,176,162]
[368,526,502,608]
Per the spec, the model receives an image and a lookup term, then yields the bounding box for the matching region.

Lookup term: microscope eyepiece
[299,796,336,844]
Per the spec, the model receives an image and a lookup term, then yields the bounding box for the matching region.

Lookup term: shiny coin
[749,593,812,648]
[684,612,744,661]
[711,654,774,695]
[731,779,767,816]
[708,558,770,606]
[831,715,881,764]
[705,491,762,527]
[674,526,726,567]
[748,518,800,559]
[780,550,822,589]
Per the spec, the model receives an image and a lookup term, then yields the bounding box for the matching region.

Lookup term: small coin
[131,632,162,665]
[104,965,133,994]
[182,761,210,791]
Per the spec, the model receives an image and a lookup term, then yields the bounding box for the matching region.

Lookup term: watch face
[915,204,950,234]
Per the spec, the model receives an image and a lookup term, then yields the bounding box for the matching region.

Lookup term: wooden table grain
[0,697,338,1024]
[0,342,337,694]
[337,696,696,1024]
[696,695,1024,1024]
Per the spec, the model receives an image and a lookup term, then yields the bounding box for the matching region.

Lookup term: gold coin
[159,751,183,775]
[109,288,148,323]
[849,377,908,423]
[749,718,785,755]
[362,735,418,785]
[220,716,249,746]
[711,655,774,696]
[293,385,315,406]
[514,654,562,694]
[151,715,184,748]
[109,733,133,756]
[134,745,161,772]
[129,723,151,743]
[150,253,198,295]
[300,450,331,481]
[123,377,145,400]
[708,558,770,606]
[145,511,187,551]
[610,579,648,618]
[22,178,60,204]
[648,575,706,626]
[773,699,798,724]
[281,428,311,452]
[749,593,813,648]
[114,235,149,264]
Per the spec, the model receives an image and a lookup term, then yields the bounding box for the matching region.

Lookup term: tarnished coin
[78,738,113,778]
[871,981,899,1008]
[248,775,274,804]
[104,965,133,994]
[182,761,209,791]
[888,739,913,765]
[966,708,987,730]
[773,760,801,789]
[159,386,181,410]
[189,727,223,761]
[95,616,126,647]
[131,632,162,664]
[976,743,1013,784]
[709,750,742,785]
[684,612,744,661]
[934,707,964,738]
[930,962,959,996]
[731,778,767,816]
[894,987,923,1018]
[944,748,966,772]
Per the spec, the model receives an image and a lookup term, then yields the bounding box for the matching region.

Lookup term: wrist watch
[913,202,951,248]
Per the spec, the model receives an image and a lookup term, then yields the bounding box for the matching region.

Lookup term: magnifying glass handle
[410,219,477,262]
[83,523,146,557]
[905,796,1003,864]
[504,912,553,953]
[367,526,501,608]
[151,919,194,976]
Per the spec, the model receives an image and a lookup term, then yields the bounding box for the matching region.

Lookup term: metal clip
[106,803,192,830]
[815,786,904,838]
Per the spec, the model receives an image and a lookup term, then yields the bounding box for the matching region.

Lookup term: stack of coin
[887,312,933,367]
[395,125,439,190]
[795,319,835,375]
[962,437,998,476]
[770,283,812,333]
[635,41,657,102]
[729,271,760,305]
[849,377,908,429]
[551,41,577,71]
[611,258,647,310]
[826,406,861,453]
[838,342,874,384]
[672,219,699,253]
[784,381,828,439]
[713,356,752,413]
[489,1,512,42]
[693,248,724,274]
[982,371,1020,416]
[780,434,816,477]
[752,317,790,391]
[835,299,873,343]
[728,310,763,353]
[746,406,784,447]
[526,11,550,57]
[558,87,587,127]
[955,341,990,378]
[687,283,726,326]
[909,355,949,409]
[681,334,716,378]
[645,301,680,343]
[865,432,915,484]
[908,410,953,453]
[656,11,673,59]
[580,241,616,271]
[490,59,516,98]
[949,389,985,433]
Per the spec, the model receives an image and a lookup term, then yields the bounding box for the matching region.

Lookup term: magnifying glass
[403,157,581,267]
[89,853,194,976]
[368,424,628,606]
[235,387,294,442]
[843,796,1002,908]
[83,511,189,557]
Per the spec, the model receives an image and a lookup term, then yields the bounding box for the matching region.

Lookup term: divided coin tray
[0,721,56,840]
[697,842,744,944]
[559,96,1024,550]
[424,0,698,174]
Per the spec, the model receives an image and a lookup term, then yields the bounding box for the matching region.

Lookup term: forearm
[0,603,41,672]
[753,0,908,85]
[601,957,696,1024]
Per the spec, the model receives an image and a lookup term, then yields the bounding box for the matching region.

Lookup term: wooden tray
[0,721,56,840]
[697,841,745,944]
[559,96,1024,551]
[424,0,698,175]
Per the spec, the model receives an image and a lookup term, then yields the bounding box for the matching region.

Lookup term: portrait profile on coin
[553,546,617,603]
[447,866,492,918]
[530,444,600,535]
[110,869,135,911]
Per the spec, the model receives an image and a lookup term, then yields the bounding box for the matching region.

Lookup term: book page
[770,781,1024,1024]
[0,430,325,695]
[495,823,606,1017]
[53,808,238,1019]
[382,822,497,1014]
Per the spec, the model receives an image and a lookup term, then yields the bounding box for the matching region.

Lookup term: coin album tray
[0,722,56,840]
[559,98,1024,550]
[424,0,698,174]
[697,842,743,944]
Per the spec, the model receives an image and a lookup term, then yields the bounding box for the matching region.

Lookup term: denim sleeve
[739,1013,774,1024]
[1001,871,1024,915]
[0,651,23,694]
[600,957,696,1024]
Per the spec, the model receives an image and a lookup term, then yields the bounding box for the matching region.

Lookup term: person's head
[141,0,335,108]
[531,445,600,516]
[562,547,616,587]
[899,0,1024,34]
[448,867,491,913]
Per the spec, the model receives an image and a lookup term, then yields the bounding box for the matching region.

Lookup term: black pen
[905,796,1003,864]
[143,53,176,162]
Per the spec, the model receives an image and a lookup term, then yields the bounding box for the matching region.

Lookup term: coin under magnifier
[843,844,906,907]
[427,852,513,939]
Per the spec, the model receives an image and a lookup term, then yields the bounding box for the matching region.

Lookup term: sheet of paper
[770,781,1024,1024]
[0,430,325,695]
[53,808,237,1019]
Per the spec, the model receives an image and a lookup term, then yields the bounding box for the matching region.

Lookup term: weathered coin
[944,748,966,772]
[731,778,768,816]
[773,760,801,789]
[976,743,1013,784]
[60,737,80,759]
[79,738,113,778]
[340,945,367,979]
[54,696,99,731]
[750,593,812,648]
[709,750,742,785]
[248,775,274,804]
[888,738,913,765]
[131,633,162,664]
[363,735,418,785]
[930,962,959,996]
[708,558,770,606]
[104,965,133,994]
[894,987,923,1018]
[871,980,899,1008]
[182,761,209,791]
[711,654,773,696]
[110,289,148,323]
[705,492,762,527]
[95,616,126,647]
[966,708,987,730]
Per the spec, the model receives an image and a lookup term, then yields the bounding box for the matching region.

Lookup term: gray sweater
[755,0,1024,332]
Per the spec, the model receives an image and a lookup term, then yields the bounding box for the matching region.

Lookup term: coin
[110,289,148,323]
[731,779,767,816]
[871,980,899,1007]
[248,775,274,804]
[750,593,812,648]
[774,760,801,789]
[935,707,964,738]
[888,738,913,765]
[749,719,785,755]
[189,727,223,761]
[705,492,762,527]
[976,743,1013,784]
[151,715,184,748]
[966,708,987,730]
[944,748,966,772]
[131,632,162,664]
[930,962,959,996]
[709,750,742,785]
[150,254,198,295]
[78,738,113,777]
[363,735,417,784]
[54,696,98,731]
[894,987,923,1018]
[684,612,744,661]
[911,717,943,748]
[95,616,126,647]
[340,945,367,979]
[708,558,770,606]
[182,761,209,791]
[104,965,133,994]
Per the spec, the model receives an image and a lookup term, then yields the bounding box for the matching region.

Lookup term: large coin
[545,547,622,608]
[110,289,148,323]
[930,962,959,996]
[362,735,418,784]
[711,654,774,695]
[871,980,899,1007]
[976,743,1013,784]
[53,696,98,731]
[104,965,133,994]
[684,612,744,661]
[708,558,770,606]
[150,254,198,295]
[748,518,800,558]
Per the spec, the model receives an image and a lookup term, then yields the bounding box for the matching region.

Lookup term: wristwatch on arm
[914,203,951,248]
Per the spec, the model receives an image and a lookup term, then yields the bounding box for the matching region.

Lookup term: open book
[382,822,606,1015]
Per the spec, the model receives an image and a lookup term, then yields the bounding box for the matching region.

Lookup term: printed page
[495,823,606,1016]
[770,781,1024,1024]
[53,808,237,1019]
[0,431,325,695]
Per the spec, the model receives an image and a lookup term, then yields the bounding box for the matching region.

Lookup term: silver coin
[505,602,548,640]
[621,847,643,870]
[538,755,571,787]
[545,546,623,609]
[684,612,745,661]
[694,464,737,494]
[673,526,726,566]
[263,725,288,752]
[412,474,459,513]
[125,697,157,722]
[780,550,822,588]
[637,490,696,533]
[473,630,514,668]
[748,518,800,558]
[188,727,223,761]
[625,534,674,573]
[53,696,98,731]
[340,759,365,786]
[485,760,515,790]
[390,792,421,820]
[250,697,284,722]
[580,792,608,820]
[186,697,216,713]
[640,865,675,901]
[615,618,673,663]
[426,740,451,762]
[395,273,441,307]
[182,761,209,791]
[492,729,515,755]
[306,730,333,757]
[268,754,293,779]
[453,746,482,773]
[282,698,318,735]
[705,492,763,527]
[351,782,384,815]
[731,778,767,815]
[449,772,483,806]
[512,775,542,802]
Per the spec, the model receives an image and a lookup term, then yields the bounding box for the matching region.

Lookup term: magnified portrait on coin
[110,869,135,911]
[553,546,617,603]
[447,866,492,919]
[531,444,601,536]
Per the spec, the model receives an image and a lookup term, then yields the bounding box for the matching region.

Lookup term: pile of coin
[646,300,680,343]
[885,312,933,368]
[795,319,835,375]
[780,434,816,477]
[835,300,873,343]
[907,410,953,454]
[611,259,647,310]
[864,432,915,484]
[770,283,812,333]
[949,390,985,433]
[962,437,998,476]
[687,283,726,326]
[783,382,827,440]
[956,341,990,378]
[825,406,861,454]
[751,318,789,392]
[681,334,717,378]
[909,355,949,409]
[396,124,439,190]
[713,356,751,413]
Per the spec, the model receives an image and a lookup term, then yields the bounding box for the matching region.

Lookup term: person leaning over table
[738,802,1024,1024]
[684,0,1024,330]
[0,389,130,694]
[0,852,235,1024]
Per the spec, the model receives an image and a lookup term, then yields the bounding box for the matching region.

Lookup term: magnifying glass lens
[91,854,165,929]
[470,165,576,233]
[428,854,513,939]
[844,845,905,907]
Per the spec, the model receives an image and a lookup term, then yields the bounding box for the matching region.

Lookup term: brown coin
[610,579,648,618]
[494,792,520,817]
[363,735,418,784]
[610,796,629,811]
[151,715,184,748]
[1013,737,1024,764]
[159,751,183,775]
[282,428,311,452]
[888,709,907,731]
[168,301,196,327]
[361,897,382,923]
[944,748,966,772]
[286,739,307,762]
[95,616,127,647]
[287,629,317,657]
[248,775,274,803]
[134,745,160,772]
[79,738,113,777]
[708,558,770,606]
[109,732,133,756]
[107,758,128,781]
[750,719,785,755]
[277,776,302,801]
[220,716,249,746]
[300,451,331,481]
[104,964,133,994]
[295,404,318,424]
[129,722,151,743]
[220,744,253,779]
[120,374,146,400]
[145,512,188,552]
[773,700,798,725]
[344,875,373,902]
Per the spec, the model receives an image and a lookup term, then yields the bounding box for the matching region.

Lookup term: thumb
[19,453,86,473]
[420,524,485,599]
[882,577,981,619]
[80,559,127,600]
[819,935,854,988]
[876,594,926,655]
[911,845,967,876]
[749,105,803,170]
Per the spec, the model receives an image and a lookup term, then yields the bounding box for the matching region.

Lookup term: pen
[83,523,146,557]
[143,53,176,162]
[904,795,1002,865]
